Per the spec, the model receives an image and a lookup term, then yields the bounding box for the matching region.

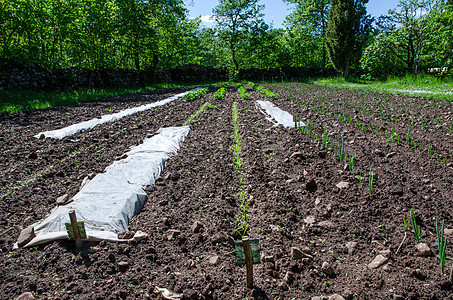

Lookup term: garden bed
[0,84,452,299]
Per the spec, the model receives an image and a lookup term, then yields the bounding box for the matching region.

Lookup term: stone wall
[0,61,336,91]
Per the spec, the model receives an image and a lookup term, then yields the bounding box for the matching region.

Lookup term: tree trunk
[343,56,350,81]
[231,46,239,71]
[343,66,350,81]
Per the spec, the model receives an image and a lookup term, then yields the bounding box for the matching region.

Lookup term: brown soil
[0,84,452,299]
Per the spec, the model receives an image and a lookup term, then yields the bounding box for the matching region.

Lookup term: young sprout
[436,217,447,274]
[410,208,421,243]
[368,167,375,197]
[403,215,408,231]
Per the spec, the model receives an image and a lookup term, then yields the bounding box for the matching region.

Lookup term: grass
[0,81,230,114]
[0,84,188,114]
[311,74,453,101]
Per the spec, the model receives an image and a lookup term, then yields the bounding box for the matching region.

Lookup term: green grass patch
[0,82,206,114]
[310,74,453,101]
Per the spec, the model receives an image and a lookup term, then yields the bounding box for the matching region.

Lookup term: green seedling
[182,102,210,126]
[403,215,408,231]
[436,217,447,274]
[428,143,433,158]
[368,167,375,197]
[410,208,421,243]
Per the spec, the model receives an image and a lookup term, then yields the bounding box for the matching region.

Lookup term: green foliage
[182,101,210,126]
[231,101,248,236]
[237,84,250,99]
[212,86,227,100]
[248,82,279,99]
[361,0,453,79]
[0,0,197,69]
[436,217,447,274]
[213,0,266,70]
[283,0,330,68]
[410,208,421,243]
[325,0,371,80]
[0,84,177,113]
[312,74,453,101]
[183,88,209,102]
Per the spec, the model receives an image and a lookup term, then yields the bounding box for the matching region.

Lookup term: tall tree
[325,0,370,80]
[361,0,452,78]
[212,0,265,71]
[284,0,330,67]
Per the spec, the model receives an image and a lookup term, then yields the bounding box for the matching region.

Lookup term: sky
[184,0,402,29]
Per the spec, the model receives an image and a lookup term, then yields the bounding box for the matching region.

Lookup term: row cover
[255,100,304,128]
[35,88,200,139]
[19,126,190,247]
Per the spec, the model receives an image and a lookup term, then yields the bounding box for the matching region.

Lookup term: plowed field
[1,84,452,299]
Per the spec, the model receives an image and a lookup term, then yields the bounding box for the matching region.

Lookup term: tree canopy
[0,0,451,81]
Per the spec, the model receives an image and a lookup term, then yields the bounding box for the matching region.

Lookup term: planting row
[271,82,453,167]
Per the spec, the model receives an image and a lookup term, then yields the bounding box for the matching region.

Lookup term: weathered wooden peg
[69,210,82,250]
[242,236,254,289]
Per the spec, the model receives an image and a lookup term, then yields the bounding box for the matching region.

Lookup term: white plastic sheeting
[19,126,190,247]
[35,89,200,139]
[255,100,305,128]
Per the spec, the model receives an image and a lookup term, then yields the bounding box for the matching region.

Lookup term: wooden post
[242,236,254,289]
[69,210,82,250]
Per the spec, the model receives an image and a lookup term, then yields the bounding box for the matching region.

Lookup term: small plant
[368,167,375,197]
[212,86,227,100]
[403,215,408,231]
[338,133,347,164]
[428,143,433,158]
[436,217,447,274]
[182,102,210,126]
[249,82,279,99]
[410,208,421,243]
[237,84,250,100]
[183,87,209,102]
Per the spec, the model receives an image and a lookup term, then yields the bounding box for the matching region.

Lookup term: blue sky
[184,0,402,28]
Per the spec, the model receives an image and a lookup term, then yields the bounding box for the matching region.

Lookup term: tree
[360,0,453,79]
[325,0,370,80]
[212,0,266,71]
[284,0,330,67]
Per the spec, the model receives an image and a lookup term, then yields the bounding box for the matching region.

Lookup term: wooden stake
[69,210,82,250]
[242,236,254,289]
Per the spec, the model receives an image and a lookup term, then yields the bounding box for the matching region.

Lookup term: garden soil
[0,84,452,299]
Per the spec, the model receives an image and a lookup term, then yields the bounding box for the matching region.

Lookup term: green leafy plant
[248,82,279,99]
[184,87,209,102]
[436,217,447,274]
[212,86,227,100]
[237,84,250,100]
[410,208,421,243]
